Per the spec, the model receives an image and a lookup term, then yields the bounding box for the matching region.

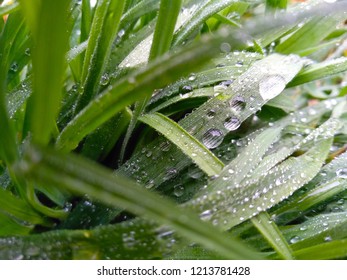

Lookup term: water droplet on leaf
[100,73,110,86]
[202,129,224,149]
[224,116,241,131]
[336,168,347,179]
[259,75,286,101]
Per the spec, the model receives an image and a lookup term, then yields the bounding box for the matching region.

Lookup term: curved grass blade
[148,51,262,111]
[0,211,32,237]
[0,219,168,259]
[15,144,261,260]
[276,14,345,55]
[75,0,126,113]
[0,11,25,164]
[55,30,252,152]
[288,57,347,87]
[244,212,347,255]
[293,238,347,260]
[66,40,88,63]
[205,126,283,192]
[172,0,239,46]
[119,0,182,162]
[188,119,340,230]
[120,0,159,28]
[81,108,132,161]
[139,112,224,176]
[117,54,303,190]
[149,0,182,60]
[273,150,347,221]
[19,0,70,145]
[0,187,46,226]
[251,211,293,260]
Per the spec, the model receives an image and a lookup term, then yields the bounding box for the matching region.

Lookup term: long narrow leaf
[15,144,261,260]
[20,0,70,145]
[139,112,224,176]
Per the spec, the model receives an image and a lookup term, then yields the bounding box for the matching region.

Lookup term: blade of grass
[117,54,303,191]
[55,30,252,152]
[75,0,126,113]
[0,12,23,164]
[0,211,32,236]
[288,57,347,87]
[188,119,340,230]
[172,0,239,46]
[276,14,345,54]
[293,238,347,260]
[119,0,182,162]
[0,187,47,226]
[139,112,224,176]
[16,144,261,260]
[20,0,70,145]
[251,211,294,260]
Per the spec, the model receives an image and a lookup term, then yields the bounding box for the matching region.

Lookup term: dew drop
[289,236,301,244]
[173,185,184,197]
[165,168,178,180]
[336,168,347,179]
[206,109,216,119]
[324,236,332,242]
[219,80,234,87]
[188,73,196,81]
[202,128,224,149]
[100,73,110,86]
[224,116,241,131]
[10,62,18,72]
[259,75,286,101]
[235,61,243,67]
[220,42,231,53]
[229,96,246,111]
[200,210,212,220]
[25,48,31,56]
[181,85,193,93]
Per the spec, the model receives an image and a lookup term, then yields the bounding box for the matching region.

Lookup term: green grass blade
[56,31,250,152]
[251,211,293,260]
[81,0,93,43]
[0,188,46,226]
[81,109,132,160]
[66,40,88,63]
[139,112,224,176]
[75,0,126,113]
[119,0,182,162]
[0,219,167,259]
[20,0,70,145]
[117,54,303,190]
[273,150,347,219]
[172,0,238,46]
[294,238,347,260]
[276,14,345,55]
[288,57,347,87]
[16,144,261,260]
[266,0,287,11]
[149,0,182,60]
[0,12,24,164]
[207,126,283,191]
[188,119,340,230]
[0,211,32,236]
[121,0,159,27]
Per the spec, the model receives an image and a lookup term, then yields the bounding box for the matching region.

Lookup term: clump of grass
[0,0,347,260]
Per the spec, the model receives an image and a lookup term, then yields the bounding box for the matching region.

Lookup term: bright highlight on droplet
[259,74,286,101]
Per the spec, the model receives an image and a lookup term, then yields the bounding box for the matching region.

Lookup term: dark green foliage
[0,0,346,260]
